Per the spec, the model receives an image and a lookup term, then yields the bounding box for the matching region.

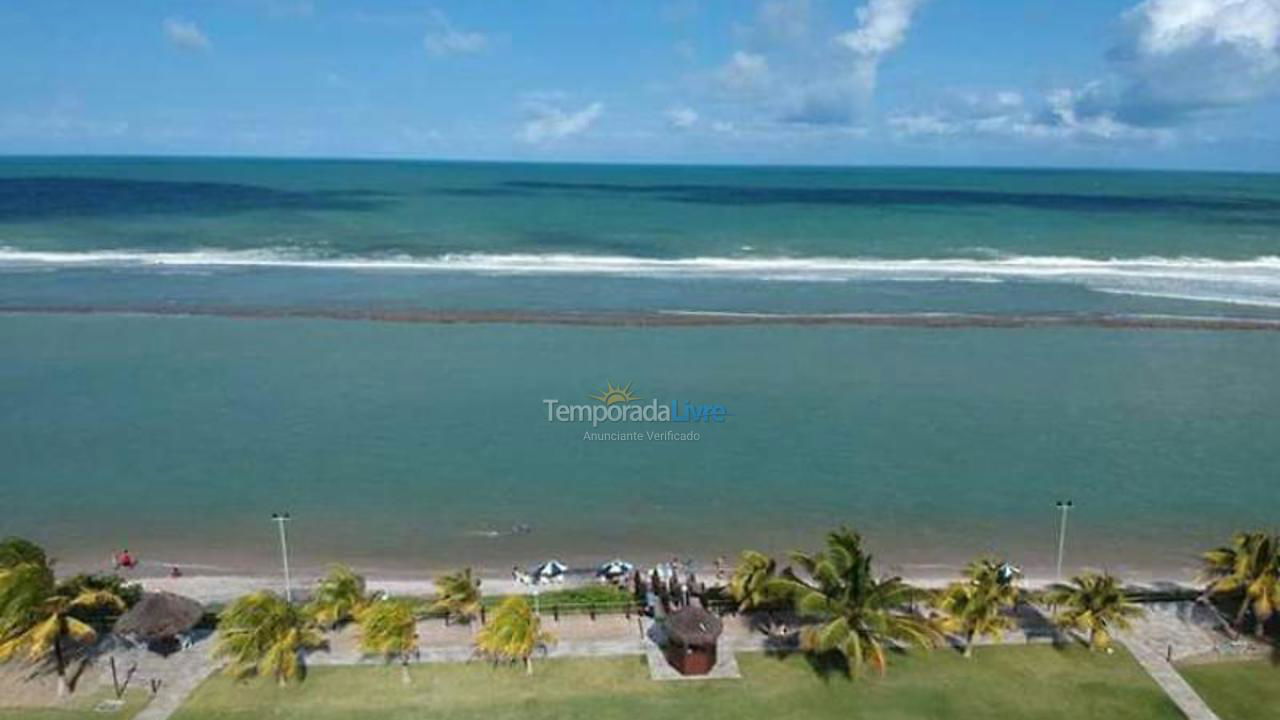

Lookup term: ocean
[2,157,1278,581]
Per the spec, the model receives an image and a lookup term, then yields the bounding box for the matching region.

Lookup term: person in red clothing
[114,549,136,570]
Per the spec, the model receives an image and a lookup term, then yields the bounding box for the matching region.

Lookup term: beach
[134,569,1197,606]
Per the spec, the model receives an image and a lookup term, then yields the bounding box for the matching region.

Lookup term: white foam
[3,247,1280,307]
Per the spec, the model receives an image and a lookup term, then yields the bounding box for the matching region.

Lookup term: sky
[3,0,1280,169]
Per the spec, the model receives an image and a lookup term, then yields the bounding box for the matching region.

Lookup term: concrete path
[1117,602,1229,720]
[1118,635,1221,720]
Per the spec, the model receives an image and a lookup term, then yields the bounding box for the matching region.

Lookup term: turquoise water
[2,158,1279,579]
[2,158,1280,313]
[3,315,1278,579]
[3,158,1280,261]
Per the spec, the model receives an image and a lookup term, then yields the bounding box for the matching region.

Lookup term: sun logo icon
[591,382,639,405]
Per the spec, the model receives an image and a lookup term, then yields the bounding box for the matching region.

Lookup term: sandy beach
[134,568,1201,605]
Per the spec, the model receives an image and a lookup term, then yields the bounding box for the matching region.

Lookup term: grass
[1178,658,1280,720]
[0,688,150,720]
[169,645,1181,720]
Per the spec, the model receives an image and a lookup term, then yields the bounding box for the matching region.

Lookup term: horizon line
[1,152,1278,177]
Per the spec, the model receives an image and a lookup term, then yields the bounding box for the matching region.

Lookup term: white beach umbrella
[597,559,633,579]
[533,559,568,581]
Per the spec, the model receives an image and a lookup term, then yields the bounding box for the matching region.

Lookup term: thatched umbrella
[661,605,723,675]
[113,592,204,644]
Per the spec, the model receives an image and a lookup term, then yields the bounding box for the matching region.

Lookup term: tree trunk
[524,656,533,675]
[1234,597,1250,629]
[53,621,68,697]
[963,630,975,658]
[400,656,412,685]
[53,632,68,696]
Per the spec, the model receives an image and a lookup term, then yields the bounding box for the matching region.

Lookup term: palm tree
[356,598,419,684]
[0,542,125,697]
[474,595,554,675]
[728,550,779,611]
[935,558,1019,658]
[0,540,53,640]
[772,527,940,675]
[1201,531,1280,637]
[1046,572,1144,651]
[0,537,47,569]
[213,591,325,685]
[431,568,482,626]
[306,565,372,629]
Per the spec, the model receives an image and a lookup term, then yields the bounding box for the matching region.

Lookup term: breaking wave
[3,247,1280,307]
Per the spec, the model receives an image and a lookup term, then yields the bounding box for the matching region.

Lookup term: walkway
[1117,602,1228,720]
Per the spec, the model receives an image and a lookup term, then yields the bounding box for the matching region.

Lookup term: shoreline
[122,568,1202,605]
[5,305,1280,331]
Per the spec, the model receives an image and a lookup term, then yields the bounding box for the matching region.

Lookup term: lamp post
[1055,500,1074,581]
[271,512,293,603]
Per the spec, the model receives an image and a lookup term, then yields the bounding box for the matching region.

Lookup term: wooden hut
[113,592,204,655]
[661,605,722,675]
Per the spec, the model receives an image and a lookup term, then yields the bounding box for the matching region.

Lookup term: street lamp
[271,512,293,603]
[1055,500,1074,581]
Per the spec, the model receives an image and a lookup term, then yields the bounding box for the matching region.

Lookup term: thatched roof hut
[664,606,722,646]
[661,606,722,675]
[113,592,204,643]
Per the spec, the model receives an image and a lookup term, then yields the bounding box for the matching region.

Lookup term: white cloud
[666,106,700,129]
[1133,0,1279,56]
[885,0,1280,146]
[888,87,1172,143]
[779,0,925,126]
[423,9,487,57]
[836,0,925,93]
[520,101,604,144]
[163,18,210,51]
[716,51,771,92]
[1100,0,1280,124]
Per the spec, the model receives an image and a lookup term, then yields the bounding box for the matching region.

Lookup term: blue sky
[3,0,1280,169]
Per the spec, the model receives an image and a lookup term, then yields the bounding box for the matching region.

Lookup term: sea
[2,157,1278,582]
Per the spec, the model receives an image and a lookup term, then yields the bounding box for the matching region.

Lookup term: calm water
[1,159,1279,579]
[2,315,1278,579]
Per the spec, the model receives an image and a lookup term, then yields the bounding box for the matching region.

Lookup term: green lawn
[1178,659,1280,720]
[169,646,1181,720]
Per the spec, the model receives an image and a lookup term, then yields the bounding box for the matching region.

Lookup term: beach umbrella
[597,559,633,579]
[113,592,204,645]
[997,563,1023,585]
[533,560,567,582]
[663,605,723,648]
